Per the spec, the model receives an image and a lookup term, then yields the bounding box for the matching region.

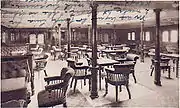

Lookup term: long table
[101,49,127,59]
[148,52,179,78]
[102,49,127,54]
[105,45,124,50]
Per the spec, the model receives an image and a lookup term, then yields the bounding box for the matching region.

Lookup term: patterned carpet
[63,89,92,107]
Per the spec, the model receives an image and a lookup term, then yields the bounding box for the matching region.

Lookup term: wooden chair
[37,67,73,107]
[31,48,43,57]
[150,58,171,78]
[52,46,61,60]
[116,54,138,83]
[126,54,139,83]
[104,64,131,102]
[66,58,91,92]
[30,44,39,51]
[34,53,50,77]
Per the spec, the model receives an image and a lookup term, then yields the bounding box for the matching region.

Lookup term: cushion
[38,90,66,107]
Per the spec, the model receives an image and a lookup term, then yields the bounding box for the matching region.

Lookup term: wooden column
[140,21,144,62]
[88,25,91,46]
[99,27,102,44]
[113,25,116,45]
[154,9,162,86]
[67,18,71,58]
[72,29,75,43]
[58,24,61,49]
[90,3,99,99]
[176,28,179,77]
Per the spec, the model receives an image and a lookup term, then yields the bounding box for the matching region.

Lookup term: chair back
[160,58,170,66]
[123,47,130,52]
[113,64,132,74]
[105,65,131,85]
[60,68,69,78]
[38,48,43,53]
[151,58,170,66]
[44,53,50,61]
[84,53,92,66]
[66,58,76,69]
[52,46,56,50]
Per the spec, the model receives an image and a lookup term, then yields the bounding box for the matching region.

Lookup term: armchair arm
[44,76,63,82]
[45,82,67,90]
[34,59,47,63]
[75,65,89,69]
[105,68,115,73]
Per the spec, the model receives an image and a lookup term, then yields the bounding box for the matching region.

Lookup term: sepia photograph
[1,0,179,107]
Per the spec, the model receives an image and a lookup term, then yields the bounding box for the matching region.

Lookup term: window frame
[131,32,135,40]
[145,31,150,41]
[162,30,169,42]
[170,29,178,43]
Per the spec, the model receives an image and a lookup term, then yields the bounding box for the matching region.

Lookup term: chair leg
[168,67,171,79]
[89,78,91,91]
[119,86,122,92]
[81,80,82,89]
[132,72,137,83]
[44,70,48,76]
[103,79,108,97]
[150,67,154,76]
[70,77,74,88]
[173,59,175,72]
[54,53,56,60]
[63,102,67,107]
[84,79,86,86]
[116,86,118,102]
[126,85,131,99]
[74,79,77,92]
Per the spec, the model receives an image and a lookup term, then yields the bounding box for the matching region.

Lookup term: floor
[28,54,179,108]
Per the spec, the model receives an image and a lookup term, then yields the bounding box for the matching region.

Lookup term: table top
[148,52,179,58]
[78,47,87,51]
[161,53,179,58]
[102,49,127,53]
[97,58,119,66]
[106,45,123,48]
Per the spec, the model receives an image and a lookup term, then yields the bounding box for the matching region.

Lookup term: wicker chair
[33,53,50,77]
[37,67,73,107]
[104,64,132,102]
[52,46,62,60]
[66,58,91,93]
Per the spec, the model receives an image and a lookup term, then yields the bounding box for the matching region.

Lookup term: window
[104,33,109,42]
[38,34,44,44]
[10,33,15,41]
[145,32,150,41]
[2,32,6,43]
[29,34,36,44]
[170,30,178,42]
[131,32,135,40]
[142,33,145,40]
[128,33,131,40]
[162,31,169,42]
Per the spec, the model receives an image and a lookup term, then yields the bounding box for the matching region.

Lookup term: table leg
[99,66,102,90]
[176,58,179,78]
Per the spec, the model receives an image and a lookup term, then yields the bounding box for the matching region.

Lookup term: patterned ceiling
[1,0,179,28]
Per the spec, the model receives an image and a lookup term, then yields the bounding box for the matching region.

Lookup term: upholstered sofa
[1,59,31,107]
